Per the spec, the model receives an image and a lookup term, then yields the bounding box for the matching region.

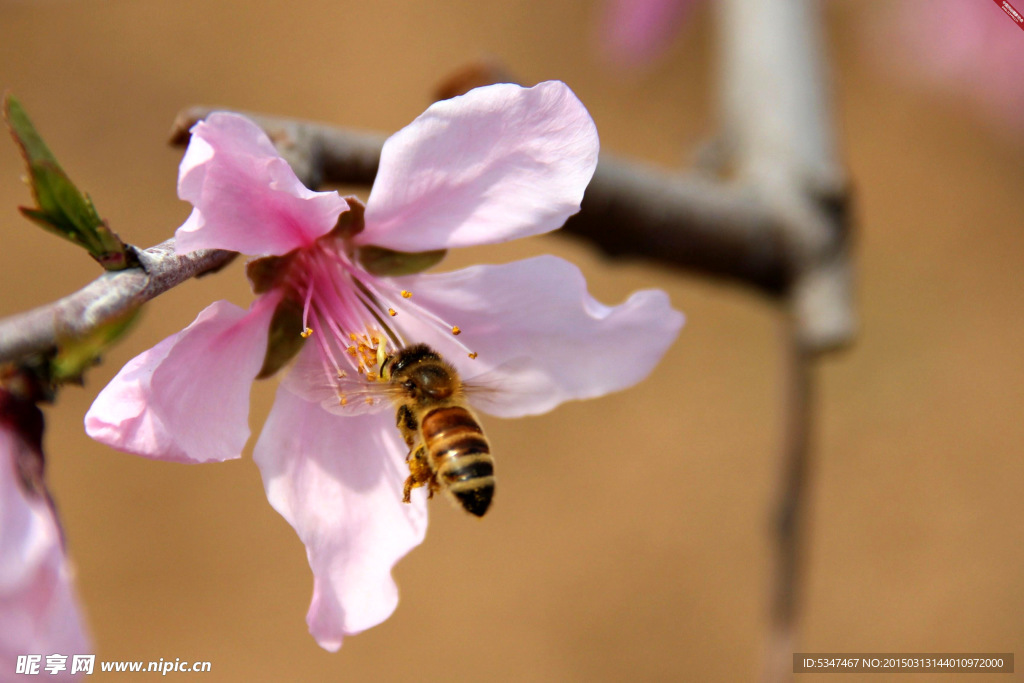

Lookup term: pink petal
[85,296,277,463]
[253,384,427,651]
[359,81,599,251]
[601,0,698,67]
[175,113,349,256]
[0,428,89,674]
[390,255,683,417]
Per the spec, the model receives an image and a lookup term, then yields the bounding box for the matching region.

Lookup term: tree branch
[169,105,852,314]
[1,82,851,367]
[0,241,234,365]
[571,158,787,292]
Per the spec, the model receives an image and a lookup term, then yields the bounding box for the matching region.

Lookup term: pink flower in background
[600,0,700,66]
[85,81,683,650]
[868,0,1024,137]
[1,395,89,678]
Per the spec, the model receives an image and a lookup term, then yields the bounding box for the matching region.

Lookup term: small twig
[0,241,234,365]
[763,324,813,683]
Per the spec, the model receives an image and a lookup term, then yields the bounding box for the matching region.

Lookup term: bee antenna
[377,343,392,381]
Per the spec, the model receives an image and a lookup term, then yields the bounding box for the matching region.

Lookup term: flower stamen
[308,317,347,393]
[344,273,407,348]
[297,236,480,386]
[380,285,478,359]
[301,277,316,334]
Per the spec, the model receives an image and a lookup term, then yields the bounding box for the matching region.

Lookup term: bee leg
[396,405,419,449]
[402,445,432,504]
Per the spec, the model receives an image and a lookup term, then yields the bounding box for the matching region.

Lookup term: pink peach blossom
[1,398,89,678]
[86,81,683,650]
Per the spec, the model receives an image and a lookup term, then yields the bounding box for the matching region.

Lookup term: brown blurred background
[1,1,1022,680]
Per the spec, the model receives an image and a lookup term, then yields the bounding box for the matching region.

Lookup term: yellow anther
[346,346,358,356]
[336,370,347,379]
[339,396,348,406]
[468,352,478,359]
[349,333,358,341]
[300,327,313,338]
[365,372,378,382]
[388,308,397,317]
[401,290,412,299]
[365,397,374,405]
[451,325,461,336]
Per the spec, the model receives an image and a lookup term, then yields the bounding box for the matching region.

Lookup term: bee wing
[460,356,540,407]
[318,378,399,416]
[282,362,397,417]
[461,373,506,401]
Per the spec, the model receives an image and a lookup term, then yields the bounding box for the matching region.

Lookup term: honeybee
[290,339,496,517]
[381,344,495,517]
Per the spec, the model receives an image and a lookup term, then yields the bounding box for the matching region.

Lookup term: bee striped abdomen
[420,406,495,517]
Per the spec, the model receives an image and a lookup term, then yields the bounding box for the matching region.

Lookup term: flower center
[281,235,477,386]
